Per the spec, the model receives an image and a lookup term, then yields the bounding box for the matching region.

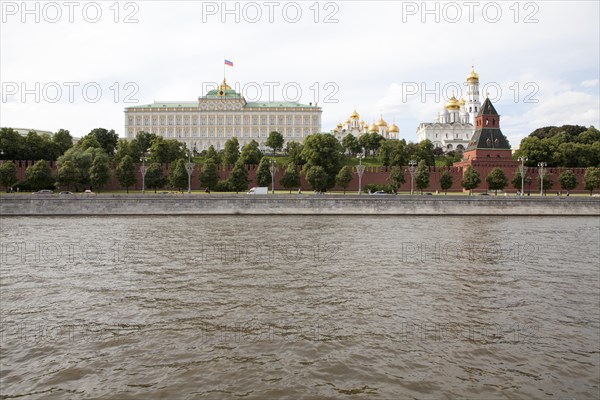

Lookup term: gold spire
[466,65,479,83]
[218,78,232,93]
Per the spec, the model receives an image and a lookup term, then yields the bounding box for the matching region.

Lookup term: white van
[246,187,268,195]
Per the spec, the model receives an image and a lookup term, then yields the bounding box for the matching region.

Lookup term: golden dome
[360,120,366,126]
[368,122,378,133]
[350,109,360,119]
[376,115,388,127]
[345,119,350,124]
[459,97,466,106]
[445,94,460,110]
[466,66,479,83]
[388,123,399,133]
[217,78,232,95]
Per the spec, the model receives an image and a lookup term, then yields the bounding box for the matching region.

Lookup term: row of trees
[0,128,74,161]
[515,125,600,167]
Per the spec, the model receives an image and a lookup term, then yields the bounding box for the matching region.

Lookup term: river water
[0,216,598,399]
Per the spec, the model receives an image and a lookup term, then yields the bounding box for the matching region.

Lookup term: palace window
[192,116,197,125]
[176,116,181,125]
[261,116,267,125]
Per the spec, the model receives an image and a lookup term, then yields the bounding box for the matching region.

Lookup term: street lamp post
[140,153,148,194]
[269,159,277,194]
[538,162,547,196]
[408,160,417,195]
[186,144,196,195]
[356,150,365,195]
[518,156,528,196]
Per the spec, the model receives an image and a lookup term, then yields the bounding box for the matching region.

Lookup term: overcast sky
[1,0,599,148]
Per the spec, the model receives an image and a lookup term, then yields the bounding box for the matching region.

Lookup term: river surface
[0,216,599,399]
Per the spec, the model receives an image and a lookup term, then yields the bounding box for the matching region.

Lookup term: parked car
[59,191,73,195]
[371,190,388,195]
[83,189,95,194]
[35,189,53,194]
[479,193,489,196]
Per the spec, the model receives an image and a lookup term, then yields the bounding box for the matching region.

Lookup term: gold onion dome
[445,95,460,110]
[350,109,360,119]
[466,66,479,82]
[360,120,366,126]
[337,123,343,128]
[389,123,399,133]
[459,97,466,107]
[368,122,378,133]
[376,115,388,127]
[345,119,350,124]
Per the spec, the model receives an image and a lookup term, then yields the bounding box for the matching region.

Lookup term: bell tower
[465,66,481,126]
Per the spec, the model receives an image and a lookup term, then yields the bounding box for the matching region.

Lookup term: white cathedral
[331,110,400,141]
[416,66,481,152]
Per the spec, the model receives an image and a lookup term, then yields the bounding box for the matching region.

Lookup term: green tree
[285,142,304,165]
[85,128,119,156]
[280,162,301,194]
[415,160,430,194]
[228,161,250,193]
[52,129,74,157]
[255,157,272,187]
[305,165,328,192]
[24,131,50,161]
[89,152,111,192]
[25,160,54,191]
[335,165,353,194]
[439,170,453,195]
[342,134,361,156]
[55,160,79,191]
[388,166,406,194]
[115,155,136,193]
[115,138,142,163]
[0,162,18,191]
[239,140,263,165]
[78,134,102,151]
[200,159,219,191]
[584,167,600,195]
[149,137,185,164]
[486,167,508,195]
[222,137,240,166]
[145,163,167,193]
[537,173,553,195]
[169,159,189,193]
[558,170,577,195]
[511,171,532,195]
[0,128,25,160]
[266,131,284,154]
[368,132,385,156]
[461,166,481,195]
[300,134,343,190]
[135,131,159,154]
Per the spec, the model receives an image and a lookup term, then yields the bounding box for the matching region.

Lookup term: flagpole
[223,56,225,81]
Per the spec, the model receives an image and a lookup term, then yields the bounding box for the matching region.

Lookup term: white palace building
[415,66,482,152]
[124,79,322,151]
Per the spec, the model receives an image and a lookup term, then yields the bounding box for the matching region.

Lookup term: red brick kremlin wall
[6,160,593,194]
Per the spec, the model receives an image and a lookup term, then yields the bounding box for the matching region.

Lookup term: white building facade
[124,79,322,151]
[416,67,481,152]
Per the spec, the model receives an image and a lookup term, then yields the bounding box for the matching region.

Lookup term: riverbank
[1,194,599,216]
